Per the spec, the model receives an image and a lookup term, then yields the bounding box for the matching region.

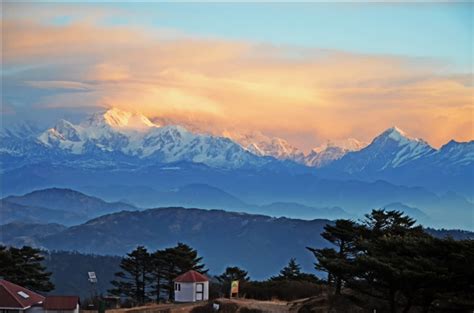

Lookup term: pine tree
[363,209,422,238]
[171,242,207,274]
[308,210,474,312]
[276,258,302,280]
[159,243,207,300]
[0,246,54,292]
[348,210,426,313]
[217,266,250,283]
[149,250,167,302]
[109,246,151,305]
[307,219,359,294]
[271,258,320,283]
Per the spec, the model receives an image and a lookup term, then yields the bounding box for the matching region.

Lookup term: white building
[174,270,209,302]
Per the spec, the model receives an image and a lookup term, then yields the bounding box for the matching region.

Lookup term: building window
[175,283,180,291]
[17,291,30,299]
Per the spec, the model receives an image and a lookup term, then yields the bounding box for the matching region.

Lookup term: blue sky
[38,2,473,68]
[102,2,472,70]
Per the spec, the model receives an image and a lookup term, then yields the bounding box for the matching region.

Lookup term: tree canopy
[109,243,207,303]
[307,209,474,313]
[0,245,54,292]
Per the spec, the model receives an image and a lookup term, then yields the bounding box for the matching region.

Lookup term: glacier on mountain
[33,108,267,169]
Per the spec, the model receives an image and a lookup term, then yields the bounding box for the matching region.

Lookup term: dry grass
[90,302,202,313]
[217,298,290,313]
[82,294,366,313]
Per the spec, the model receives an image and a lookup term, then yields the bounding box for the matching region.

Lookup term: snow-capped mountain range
[30,108,267,169]
[227,132,366,167]
[0,108,362,169]
[1,108,473,176]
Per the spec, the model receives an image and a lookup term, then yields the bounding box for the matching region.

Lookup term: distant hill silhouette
[2,188,137,224]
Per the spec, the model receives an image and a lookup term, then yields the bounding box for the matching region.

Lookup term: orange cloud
[2,17,472,150]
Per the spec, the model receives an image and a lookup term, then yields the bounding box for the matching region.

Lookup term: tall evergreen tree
[278,258,301,280]
[308,210,474,312]
[109,246,151,305]
[307,219,359,294]
[159,243,207,300]
[171,242,207,274]
[217,266,250,283]
[271,258,320,283]
[348,210,426,313]
[0,246,54,292]
[149,250,167,302]
[271,258,301,281]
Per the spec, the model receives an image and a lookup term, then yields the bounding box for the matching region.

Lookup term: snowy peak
[330,127,436,172]
[52,119,81,142]
[383,126,408,139]
[33,110,266,168]
[38,108,162,154]
[103,108,159,130]
[373,126,426,147]
[370,127,435,166]
[226,131,305,162]
[86,108,160,131]
[312,138,365,153]
[305,138,365,167]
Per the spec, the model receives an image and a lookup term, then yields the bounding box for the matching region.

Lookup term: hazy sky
[2,2,473,150]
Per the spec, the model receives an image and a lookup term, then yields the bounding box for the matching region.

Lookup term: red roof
[0,279,45,309]
[174,270,208,283]
[43,296,80,310]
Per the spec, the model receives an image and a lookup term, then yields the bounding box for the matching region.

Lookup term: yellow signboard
[230,280,239,294]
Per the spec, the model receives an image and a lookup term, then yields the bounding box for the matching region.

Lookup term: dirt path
[105,302,200,313]
[98,298,295,313]
[216,298,291,313]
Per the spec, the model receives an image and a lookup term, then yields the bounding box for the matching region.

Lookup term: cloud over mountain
[2,3,473,150]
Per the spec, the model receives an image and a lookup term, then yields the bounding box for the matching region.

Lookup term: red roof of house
[43,296,80,310]
[0,279,45,309]
[174,270,208,283]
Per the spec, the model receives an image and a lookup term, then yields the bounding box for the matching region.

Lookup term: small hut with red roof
[0,279,45,313]
[173,270,209,302]
[0,280,80,313]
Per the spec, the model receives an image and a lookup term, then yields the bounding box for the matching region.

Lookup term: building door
[195,283,204,301]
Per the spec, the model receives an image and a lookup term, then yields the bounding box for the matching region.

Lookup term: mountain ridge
[2,109,472,173]
[4,206,334,278]
[2,204,473,279]
[2,187,137,224]
[1,109,472,207]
